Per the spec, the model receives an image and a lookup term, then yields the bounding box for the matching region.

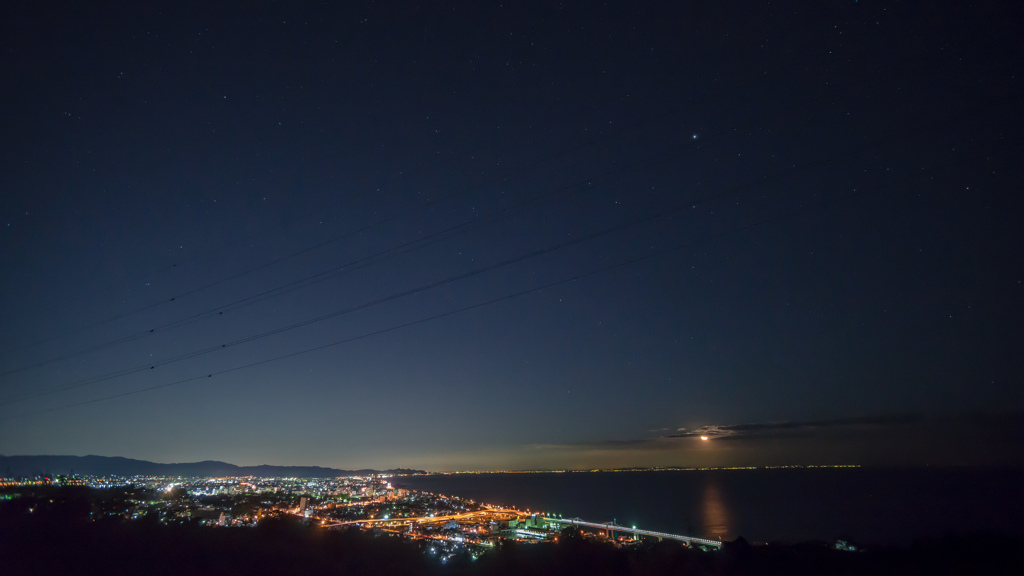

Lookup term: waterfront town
[0,473,722,563]
[4,471,1019,575]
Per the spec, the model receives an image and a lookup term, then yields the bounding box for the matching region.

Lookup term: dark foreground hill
[0,454,423,478]
[2,486,1020,576]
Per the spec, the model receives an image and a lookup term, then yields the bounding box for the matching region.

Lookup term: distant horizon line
[5,454,1017,477]
[4,453,861,474]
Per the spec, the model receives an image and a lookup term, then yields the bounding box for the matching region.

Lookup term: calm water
[392,467,1024,545]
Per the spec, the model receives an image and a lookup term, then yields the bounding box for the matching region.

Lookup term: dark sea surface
[392,467,1024,545]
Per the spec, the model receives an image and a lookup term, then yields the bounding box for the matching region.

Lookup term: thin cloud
[666,415,921,441]
[521,413,1023,467]
[532,412,1023,454]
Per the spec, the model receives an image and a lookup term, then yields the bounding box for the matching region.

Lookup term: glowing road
[319,508,521,528]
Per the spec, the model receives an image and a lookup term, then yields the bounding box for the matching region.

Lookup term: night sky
[1,1,1020,471]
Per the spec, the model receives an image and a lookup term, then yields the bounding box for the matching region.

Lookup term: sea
[391,467,1024,546]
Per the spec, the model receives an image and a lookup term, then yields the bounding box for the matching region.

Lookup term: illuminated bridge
[546,517,723,548]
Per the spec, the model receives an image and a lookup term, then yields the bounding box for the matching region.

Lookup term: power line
[2,63,948,377]
[1,112,995,411]
[4,33,944,360]
[3,98,702,356]
[4,164,925,420]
